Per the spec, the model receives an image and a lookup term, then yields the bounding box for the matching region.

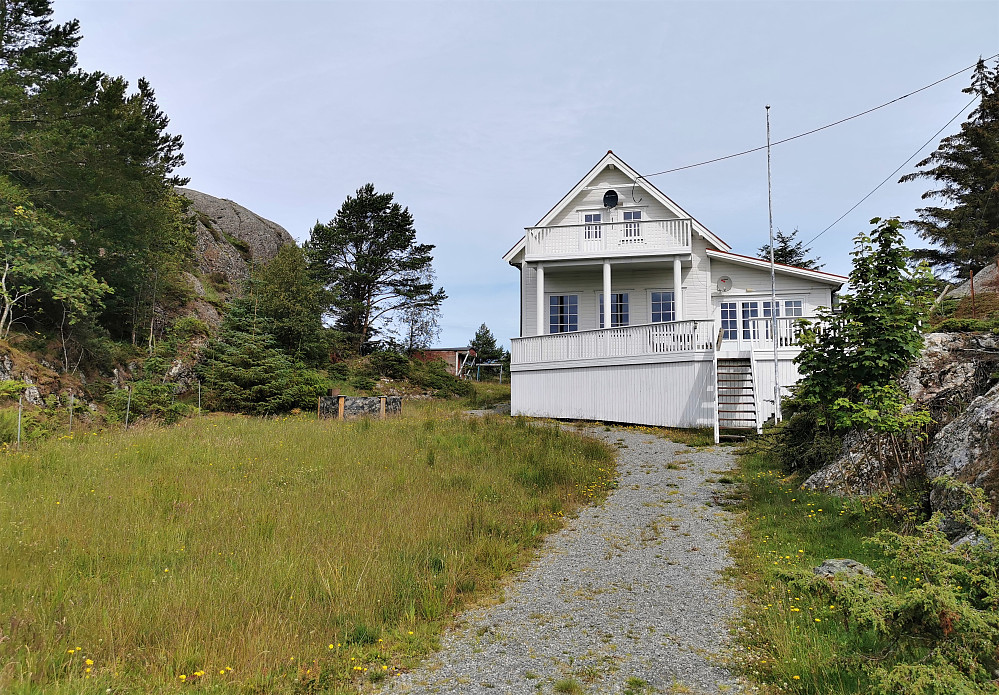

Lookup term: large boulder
[178,187,295,292]
[949,261,999,298]
[925,383,999,515]
[802,332,999,496]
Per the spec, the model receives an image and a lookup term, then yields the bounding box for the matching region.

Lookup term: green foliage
[469,322,505,362]
[777,218,935,472]
[307,184,446,352]
[104,380,188,424]
[932,317,998,333]
[0,179,111,337]
[199,300,331,415]
[245,245,330,364]
[757,227,823,269]
[0,0,194,340]
[170,316,209,342]
[784,480,999,694]
[368,349,411,380]
[349,374,376,392]
[0,379,28,400]
[410,359,473,398]
[795,218,934,413]
[901,58,999,278]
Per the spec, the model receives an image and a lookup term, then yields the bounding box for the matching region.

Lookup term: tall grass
[731,454,888,693]
[0,403,614,693]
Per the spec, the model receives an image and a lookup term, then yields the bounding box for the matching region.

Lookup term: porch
[525,218,692,262]
[509,317,808,441]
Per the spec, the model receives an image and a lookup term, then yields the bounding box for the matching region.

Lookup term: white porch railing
[525,218,692,260]
[719,317,808,352]
[511,319,715,365]
[512,317,815,366]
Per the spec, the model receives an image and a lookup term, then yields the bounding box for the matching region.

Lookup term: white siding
[547,167,682,227]
[708,260,833,315]
[751,356,801,424]
[512,358,715,428]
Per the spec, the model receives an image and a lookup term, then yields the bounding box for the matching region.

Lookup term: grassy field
[0,400,614,693]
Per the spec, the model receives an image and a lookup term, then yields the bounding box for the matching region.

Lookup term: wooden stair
[716,357,758,434]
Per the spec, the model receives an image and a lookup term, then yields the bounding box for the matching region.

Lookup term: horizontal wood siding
[709,260,833,313]
[548,167,681,227]
[511,359,715,428]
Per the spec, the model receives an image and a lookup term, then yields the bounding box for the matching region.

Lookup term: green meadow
[0,403,615,693]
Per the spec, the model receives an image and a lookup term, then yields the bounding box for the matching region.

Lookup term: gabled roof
[705,248,847,286]
[504,151,731,264]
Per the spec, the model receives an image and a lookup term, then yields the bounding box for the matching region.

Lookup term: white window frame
[581,211,602,240]
[547,292,580,334]
[648,289,675,323]
[597,291,630,328]
[621,209,643,239]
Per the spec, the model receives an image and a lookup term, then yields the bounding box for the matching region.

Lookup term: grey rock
[813,559,876,579]
[925,382,999,513]
[23,385,43,406]
[0,354,16,381]
[950,261,999,298]
[177,187,294,293]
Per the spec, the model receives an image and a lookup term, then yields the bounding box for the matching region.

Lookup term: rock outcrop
[175,187,296,327]
[803,332,999,513]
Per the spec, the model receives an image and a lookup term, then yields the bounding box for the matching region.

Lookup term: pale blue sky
[55,0,998,347]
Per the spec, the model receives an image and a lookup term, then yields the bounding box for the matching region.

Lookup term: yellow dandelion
[179,674,186,681]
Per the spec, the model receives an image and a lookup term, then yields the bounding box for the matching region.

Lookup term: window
[622,210,642,238]
[598,293,629,328]
[721,302,738,340]
[741,301,760,340]
[583,212,602,240]
[549,295,578,333]
[784,299,803,317]
[651,291,675,323]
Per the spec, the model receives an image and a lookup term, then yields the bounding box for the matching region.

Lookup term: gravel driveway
[385,425,745,695]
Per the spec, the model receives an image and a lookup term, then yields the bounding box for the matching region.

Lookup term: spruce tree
[900,58,999,277]
[757,228,823,269]
[469,323,505,362]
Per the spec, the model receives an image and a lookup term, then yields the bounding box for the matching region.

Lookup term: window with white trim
[650,291,675,323]
[598,293,629,328]
[741,301,760,340]
[721,302,738,340]
[549,295,578,333]
[583,212,602,240]
[622,210,642,238]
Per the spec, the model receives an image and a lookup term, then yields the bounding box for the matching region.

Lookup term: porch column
[535,263,545,336]
[673,257,683,321]
[602,260,612,329]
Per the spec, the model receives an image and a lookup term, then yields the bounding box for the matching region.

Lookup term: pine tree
[307,184,446,352]
[469,323,504,362]
[900,58,999,278]
[757,228,823,269]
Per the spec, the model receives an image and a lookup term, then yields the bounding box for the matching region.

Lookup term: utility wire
[803,94,979,246]
[636,54,997,181]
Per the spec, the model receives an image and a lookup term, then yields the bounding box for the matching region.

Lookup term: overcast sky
[54,0,998,348]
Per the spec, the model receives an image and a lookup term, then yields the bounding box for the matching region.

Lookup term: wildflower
[179,675,186,681]
[793,675,800,680]
[86,659,94,665]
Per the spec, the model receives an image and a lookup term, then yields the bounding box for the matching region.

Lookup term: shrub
[171,316,210,342]
[328,361,350,381]
[932,317,997,333]
[410,359,473,398]
[349,374,376,392]
[105,381,189,424]
[785,480,999,694]
[0,380,28,401]
[368,349,411,380]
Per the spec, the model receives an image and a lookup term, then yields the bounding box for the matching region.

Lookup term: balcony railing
[525,218,692,260]
[511,317,812,366]
[511,319,715,365]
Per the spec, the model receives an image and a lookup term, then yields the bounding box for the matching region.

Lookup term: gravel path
[384,425,746,695]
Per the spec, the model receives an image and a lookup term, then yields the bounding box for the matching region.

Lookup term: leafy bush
[349,374,376,392]
[328,361,350,381]
[368,349,411,380]
[0,407,45,444]
[0,380,28,401]
[105,381,189,424]
[410,359,473,397]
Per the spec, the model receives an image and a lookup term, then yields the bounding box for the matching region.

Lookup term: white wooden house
[503,151,847,442]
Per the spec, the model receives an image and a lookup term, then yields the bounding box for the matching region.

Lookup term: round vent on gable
[603,190,619,208]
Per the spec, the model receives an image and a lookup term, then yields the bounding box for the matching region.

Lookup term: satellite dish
[603,190,619,208]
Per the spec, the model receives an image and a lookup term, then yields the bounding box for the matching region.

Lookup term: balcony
[524,218,692,261]
[511,317,808,368]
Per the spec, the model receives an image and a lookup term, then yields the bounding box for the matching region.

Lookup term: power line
[803,94,979,246]
[636,54,997,181]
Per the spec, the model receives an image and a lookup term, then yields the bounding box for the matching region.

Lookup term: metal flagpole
[766,105,781,423]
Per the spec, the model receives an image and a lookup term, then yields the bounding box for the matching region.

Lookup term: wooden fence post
[337,395,345,420]
[379,396,386,419]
